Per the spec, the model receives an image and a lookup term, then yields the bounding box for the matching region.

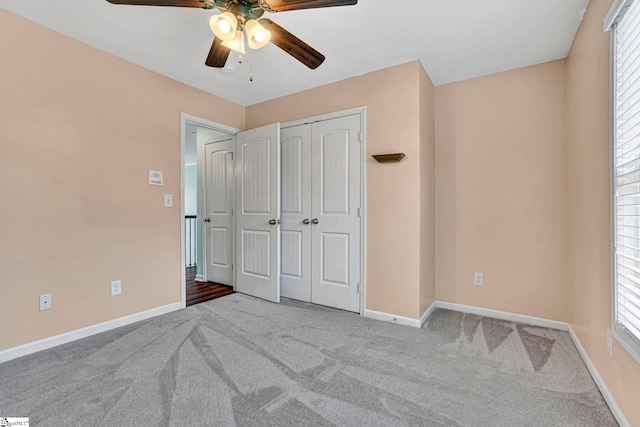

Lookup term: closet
[203,111,363,313]
[280,114,362,312]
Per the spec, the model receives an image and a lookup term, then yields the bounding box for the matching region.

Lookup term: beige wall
[0,10,245,350]
[435,60,569,321]
[247,61,432,319]
[419,66,436,314]
[4,5,637,423]
[567,0,640,424]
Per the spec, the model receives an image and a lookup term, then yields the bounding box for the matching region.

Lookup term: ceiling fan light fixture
[245,19,271,50]
[209,12,237,42]
[222,28,246,54]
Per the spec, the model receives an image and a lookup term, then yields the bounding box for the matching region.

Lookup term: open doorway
[180,114,239,308]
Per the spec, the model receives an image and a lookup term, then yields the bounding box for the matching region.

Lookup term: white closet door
[236,124,281,303]
[204,139,235,285]
[311,115,361,312]
[280,125,312,302]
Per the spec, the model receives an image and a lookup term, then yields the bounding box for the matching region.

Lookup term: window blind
[614,0,640,349]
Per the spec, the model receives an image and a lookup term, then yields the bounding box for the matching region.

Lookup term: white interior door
[236,123,281,303]
[280,125,312,302]
[311,115,361,312]
[204,139,235,285]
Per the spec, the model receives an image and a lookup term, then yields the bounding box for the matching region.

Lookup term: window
[609,0,640,362]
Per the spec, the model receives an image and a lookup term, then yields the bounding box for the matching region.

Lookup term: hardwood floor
[186,266,234,306]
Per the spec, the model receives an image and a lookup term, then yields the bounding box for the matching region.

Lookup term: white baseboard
[195,274,204,282]
[567,327,630,427]
[364,302,437,329]
[420,301,437,327]
[364,309,422,328]
[0,302,182,364]
[435,301,570,331]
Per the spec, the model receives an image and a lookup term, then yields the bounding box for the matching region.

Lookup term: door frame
[180,113,240,309]
[280,106,367,315]
[180,108,366,312]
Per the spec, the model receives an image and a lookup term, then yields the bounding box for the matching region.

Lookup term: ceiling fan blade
[205,37,231,68]
[106,0,207,8]
[259,19,325,69]
[260,0,357,12]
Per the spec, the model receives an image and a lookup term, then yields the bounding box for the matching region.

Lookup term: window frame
[609,0,640,365]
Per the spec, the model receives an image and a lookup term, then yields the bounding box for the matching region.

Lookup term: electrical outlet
[607,329,613,356]
[39,294,52,310]
[474,272,484,286]
[111,280,122,296]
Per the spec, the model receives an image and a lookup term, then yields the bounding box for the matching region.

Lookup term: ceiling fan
[106,0,358,70]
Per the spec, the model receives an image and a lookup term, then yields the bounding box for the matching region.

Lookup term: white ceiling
[0,0,591,106]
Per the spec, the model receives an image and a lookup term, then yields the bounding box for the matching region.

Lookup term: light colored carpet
[0,294,617,426]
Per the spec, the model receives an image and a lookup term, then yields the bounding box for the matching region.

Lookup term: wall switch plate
[474,272,484,286]
[607,329,613,355]
[111,280,122,296]
[39,294,52,310]
[164,194,173,208]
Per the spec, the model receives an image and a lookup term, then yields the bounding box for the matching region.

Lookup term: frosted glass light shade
[245,19,271,49]
[209,12,237,42]
[222,29,245,54]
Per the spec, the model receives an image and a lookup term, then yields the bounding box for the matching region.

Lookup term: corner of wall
[418,64,436,317]
[565,0,640,424]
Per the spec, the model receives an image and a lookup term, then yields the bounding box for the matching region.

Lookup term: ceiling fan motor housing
[213,0,265,24]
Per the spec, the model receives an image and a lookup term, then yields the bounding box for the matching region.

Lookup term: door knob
[204,218,211,223]
[311,218,319,225]
[269,219,277,225]
[302,219,310,225]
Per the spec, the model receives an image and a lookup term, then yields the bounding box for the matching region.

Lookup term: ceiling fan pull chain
[237,27,245,64]
[250,57,254,82]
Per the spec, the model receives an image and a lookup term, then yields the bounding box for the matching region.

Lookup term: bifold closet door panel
[310,114,361,313]
[280,125,312,302]
[236,123,281,303]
